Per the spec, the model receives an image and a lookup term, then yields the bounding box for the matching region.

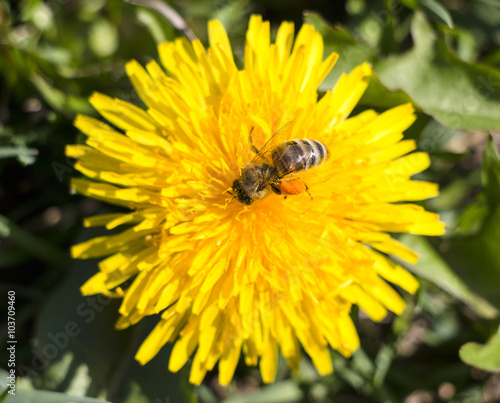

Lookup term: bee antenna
[249,127,259,155]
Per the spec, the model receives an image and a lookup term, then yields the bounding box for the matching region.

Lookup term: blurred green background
[2,0,500,402]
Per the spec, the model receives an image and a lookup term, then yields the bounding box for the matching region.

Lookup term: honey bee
[231,122,329,205]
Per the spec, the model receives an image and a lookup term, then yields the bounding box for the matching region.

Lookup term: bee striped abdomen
[272,139,328,176]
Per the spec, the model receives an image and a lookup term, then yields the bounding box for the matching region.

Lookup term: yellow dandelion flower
[67,15,444,385]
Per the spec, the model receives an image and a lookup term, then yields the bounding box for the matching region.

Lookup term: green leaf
[0,368,112,402]
[359,74,413,108]
[304,12,412,108]
[443,138,500,308]
[304,12,377,92]
[444,206,500,310]
[417,0,454,28]
[417,118,459,154]
[397,234,498,319]
[373,345,395,388]
[136,9,169,44]
[485,47,500,67]
[0,214,69,268]
[454,137,500,234]
[455,28,479,63]
[331,353,367,390]
[212,0,251,32]
[31,74,67,114]
[460,330,500,372]
[379,6,398,55]
[31,74,92,116]
[376,13,500,131]
[22,1,55,31]
[0,146,38,165]
[482,136,500,207]
[400,0,418,9]
[4,390,112,403]
[351,348,375,379]
[456,202,490,236]
[225,380,303,403]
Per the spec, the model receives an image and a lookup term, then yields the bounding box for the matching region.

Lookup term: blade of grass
[0,214,70,269]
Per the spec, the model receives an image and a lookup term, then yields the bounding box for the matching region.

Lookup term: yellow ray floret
[68,15,444,386]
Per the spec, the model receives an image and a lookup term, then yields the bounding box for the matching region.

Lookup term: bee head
[232,179,254,205]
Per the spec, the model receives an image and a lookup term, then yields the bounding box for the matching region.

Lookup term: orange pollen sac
[279,179,306,195]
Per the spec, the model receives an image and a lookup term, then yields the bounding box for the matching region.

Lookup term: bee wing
[269,149,313,180]
[250,121,295,164]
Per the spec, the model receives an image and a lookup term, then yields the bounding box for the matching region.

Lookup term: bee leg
[270,183,282,195]
[284,195,288,200]
[305,183,313,200]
